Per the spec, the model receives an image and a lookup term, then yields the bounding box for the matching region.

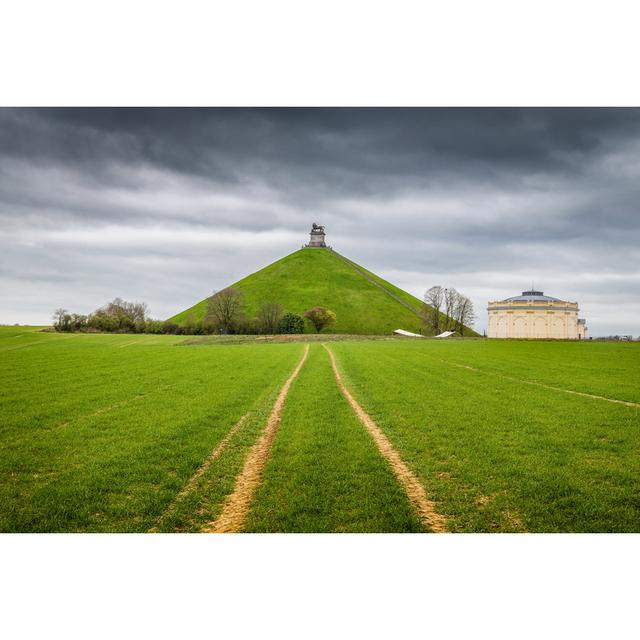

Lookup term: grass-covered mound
[169,248,462,335]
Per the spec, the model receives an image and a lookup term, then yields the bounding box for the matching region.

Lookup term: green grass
[1,326,638,532]
[335,252,423,312]
[181,333,400,345]
[0,327,303,532]
[153,380,291,533]
[330,340,640,532]
[245,344,424,532]
[407,338,640,403]
[169,248,474,335]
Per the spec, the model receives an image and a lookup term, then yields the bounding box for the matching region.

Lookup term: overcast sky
[1,107,639,335]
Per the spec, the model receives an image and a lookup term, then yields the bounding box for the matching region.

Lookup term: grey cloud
[1,108,639,336]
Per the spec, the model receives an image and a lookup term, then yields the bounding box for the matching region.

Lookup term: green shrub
[304,307,336,333]
[144,319,165,334]
[162,321,182,335]
[279,312,305,334]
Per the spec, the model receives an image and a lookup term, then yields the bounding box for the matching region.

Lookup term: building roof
[503,290,562,302]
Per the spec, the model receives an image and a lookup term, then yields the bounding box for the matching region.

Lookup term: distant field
[1,326,638,532]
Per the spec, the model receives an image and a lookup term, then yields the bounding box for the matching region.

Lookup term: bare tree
[205,288,245,334]
[422,286,444,334]
[53,308,70,332]
[104,299,147,323]
[423,286,475,335]
[443,287,458,331]
[453,292,476,336]
[256,302,284,334]
[463,298,476,335]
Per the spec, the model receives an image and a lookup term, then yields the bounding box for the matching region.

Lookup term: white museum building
[487,290,588,339]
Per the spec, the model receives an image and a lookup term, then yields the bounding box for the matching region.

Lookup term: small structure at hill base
[394,329,424,338]
[305,222,327,248]
[435,331,456,338]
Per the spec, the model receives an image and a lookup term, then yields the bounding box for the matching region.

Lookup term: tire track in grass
[439,359,640,408]
[50,380,180,431]
[245,345,424,532]
[149,413,249,532]
[348,348,530,533]
[117,338,152,348]
[323,345,448,533]
[0,335,77,352]
[55,394,148,429]
[203,345,310,533]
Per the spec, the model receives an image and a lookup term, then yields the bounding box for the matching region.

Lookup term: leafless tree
[453,292,476,336]
[422,286,475,335]
[103,298,147,323]
[53,308,70,332]
[422,286,444,334]
[443,287,458,331]
[205,288,245,334]
[256,302,284,334]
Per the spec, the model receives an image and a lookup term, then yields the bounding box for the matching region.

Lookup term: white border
[1,0,640,106]
[1,534,638,639]
[1,1,639,636]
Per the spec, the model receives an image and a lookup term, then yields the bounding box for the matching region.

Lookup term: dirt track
[324,345,448,533]
[204,345,310,533]
[150,413,249,532]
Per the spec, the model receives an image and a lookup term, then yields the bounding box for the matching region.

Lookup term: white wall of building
[488,294,587,339]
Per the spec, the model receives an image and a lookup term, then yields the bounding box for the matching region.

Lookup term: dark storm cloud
[6,108,640,191]
[1,107,639,335]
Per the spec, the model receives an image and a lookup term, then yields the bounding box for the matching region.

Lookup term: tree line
[53,289,337,335]
[52,285,474,336]
[53,299,152,333]
[421,286,476,336]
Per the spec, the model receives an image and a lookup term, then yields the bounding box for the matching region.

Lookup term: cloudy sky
[1,107,639,335]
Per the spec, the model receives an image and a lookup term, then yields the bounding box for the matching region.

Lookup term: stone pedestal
[305,224,327,247]
[307,230,326,247]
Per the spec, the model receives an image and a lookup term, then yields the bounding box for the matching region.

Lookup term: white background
[1,1,639,638]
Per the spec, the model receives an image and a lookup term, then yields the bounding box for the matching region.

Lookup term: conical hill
[169,248,474,335]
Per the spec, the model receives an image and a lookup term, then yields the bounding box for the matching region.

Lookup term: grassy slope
[335,253,423,311]
[169,248,467,335]
[333,251,480,336]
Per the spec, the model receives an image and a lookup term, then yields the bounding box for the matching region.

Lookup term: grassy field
[170,248,477,335]
[0,327,302,532]
[246,345,424,532]
[330,340,640,532]
[1,326,638,532]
